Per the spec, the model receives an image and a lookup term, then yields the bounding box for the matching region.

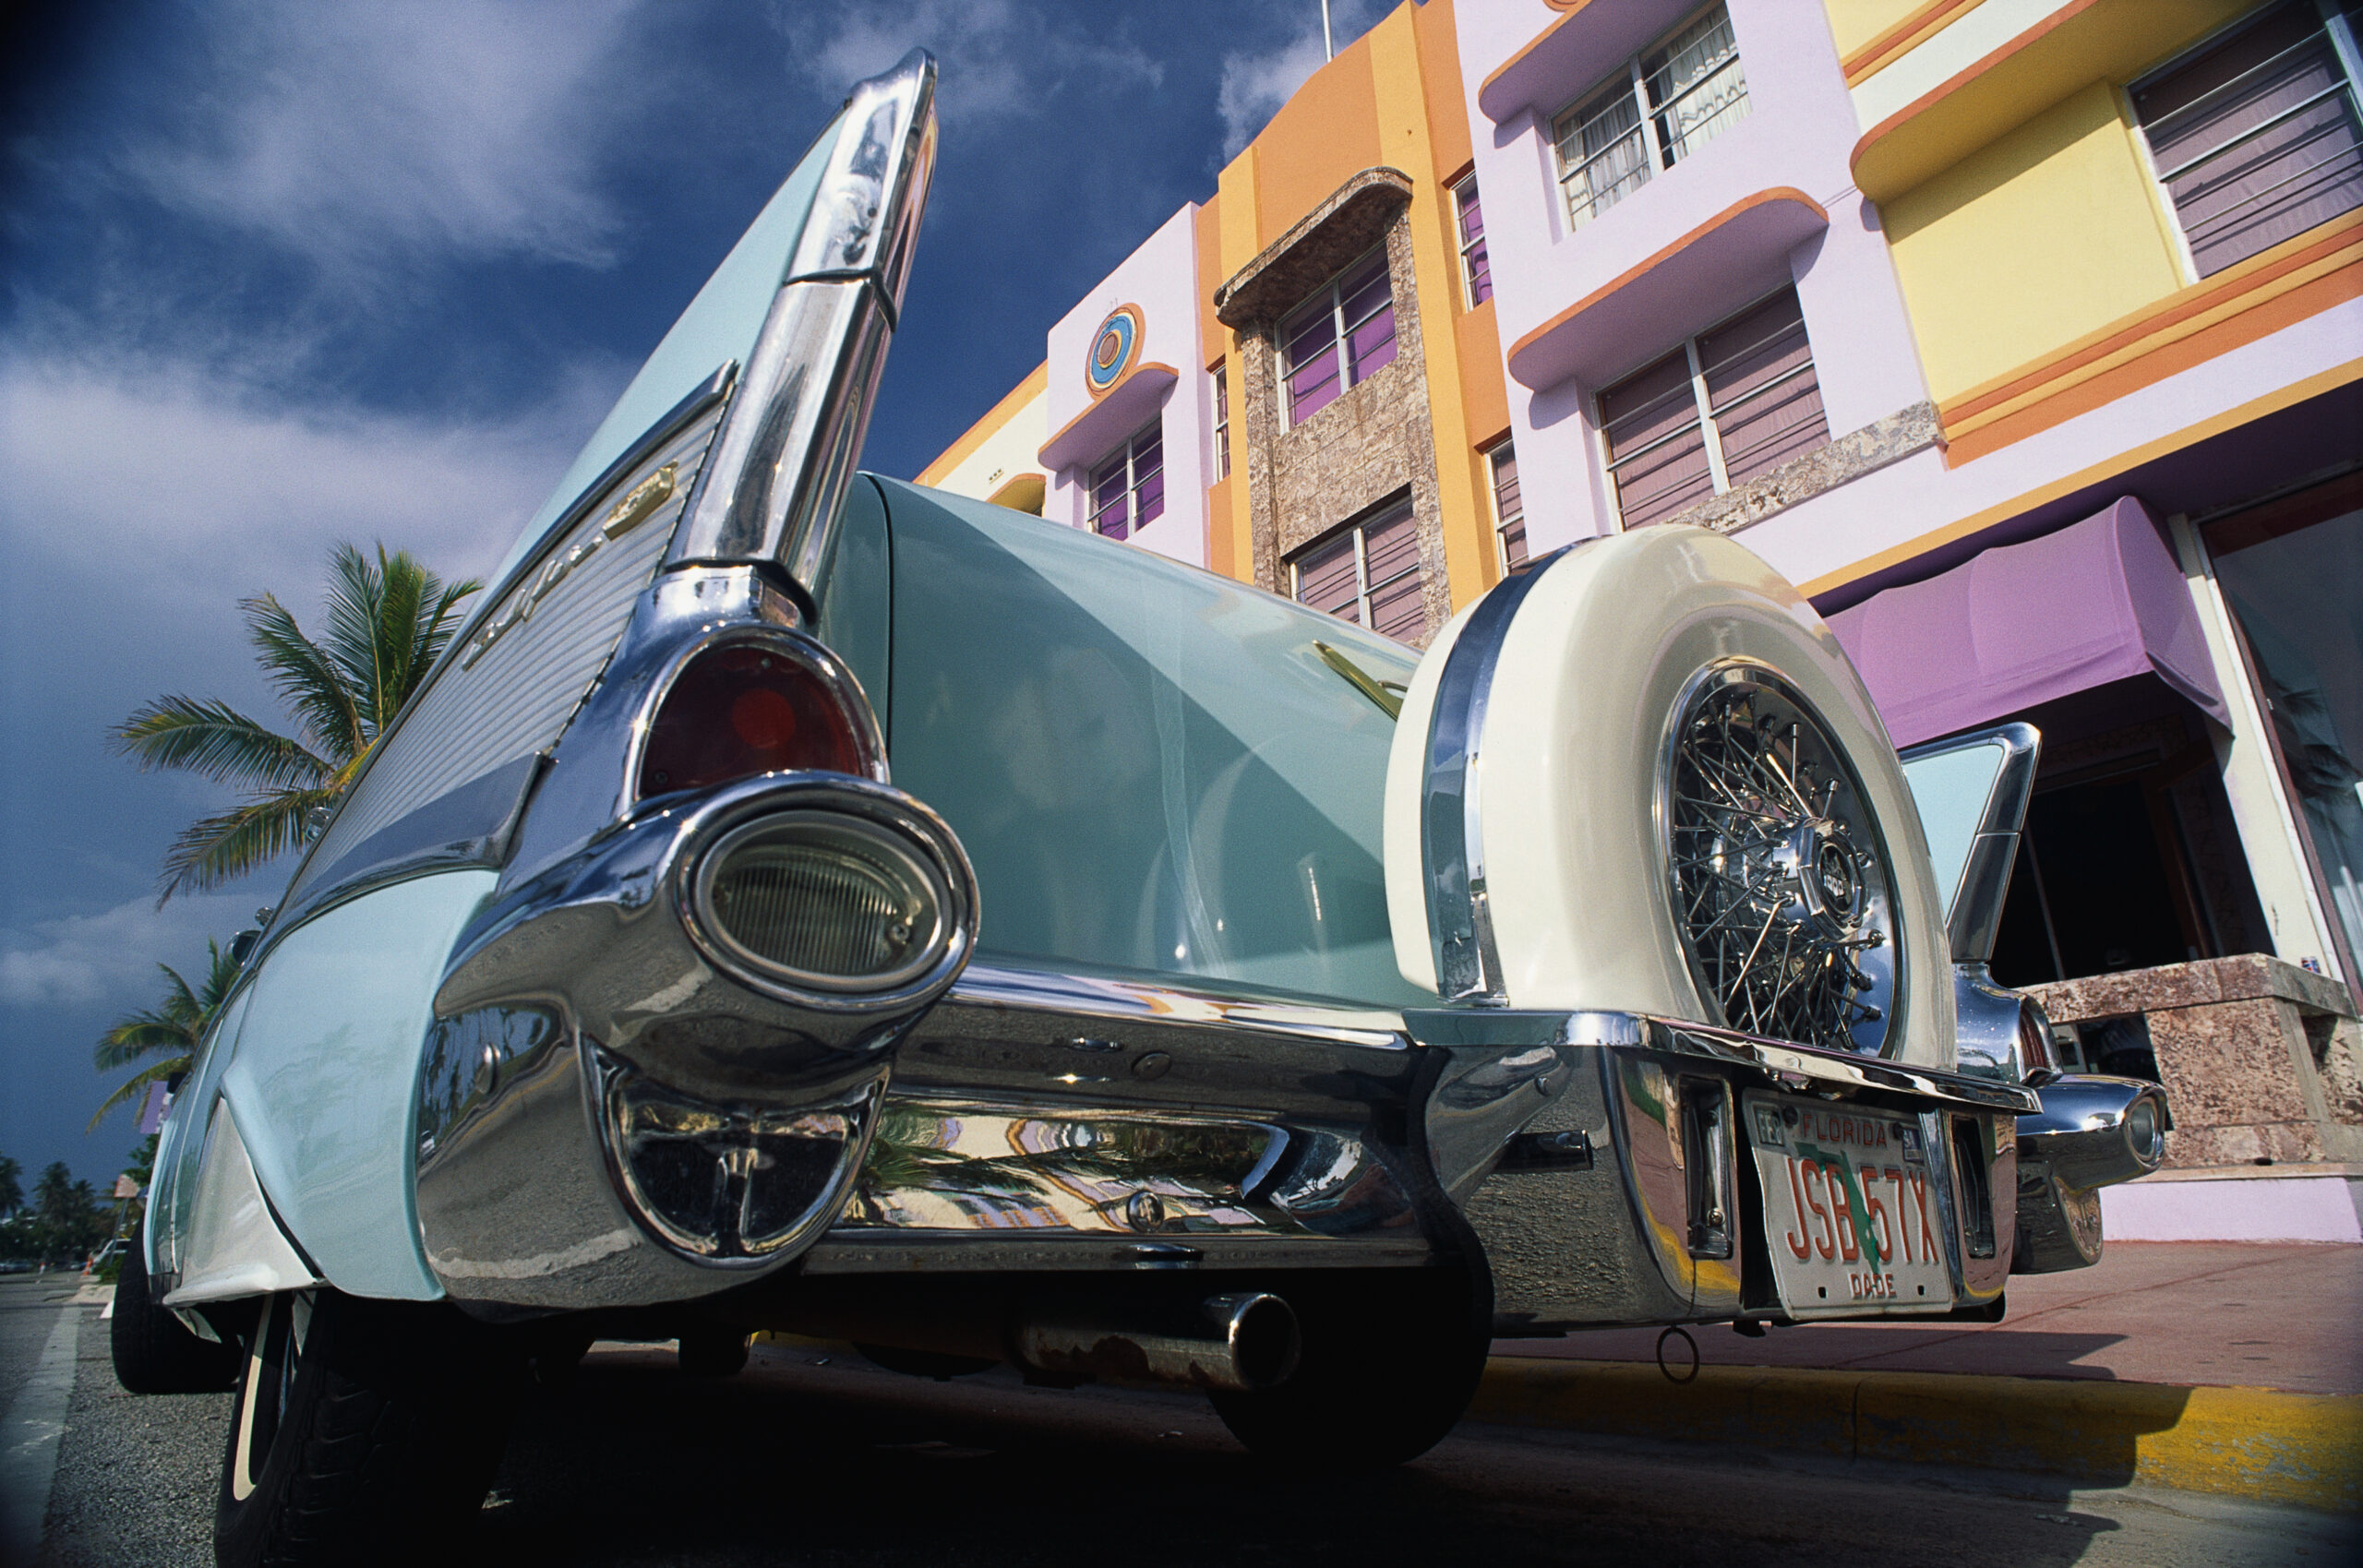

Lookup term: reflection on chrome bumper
[1406,1009,2033,1331]
[414,772,976,1311]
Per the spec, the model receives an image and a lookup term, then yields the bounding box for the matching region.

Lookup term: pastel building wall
[1038,207,1214,568]
[914,364,1050,513]
[919,0,1513,642]
[1460,0,1934,553]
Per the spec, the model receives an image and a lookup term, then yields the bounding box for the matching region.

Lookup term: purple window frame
[1089,421,1165,540]
[1597,285,1828,529]
[1454,174,1492,306]
[1280,248,1397,427]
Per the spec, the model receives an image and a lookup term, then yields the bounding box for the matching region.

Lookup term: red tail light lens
[639,644,866,798]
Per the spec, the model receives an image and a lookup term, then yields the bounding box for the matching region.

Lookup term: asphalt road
[9,1296,2357,1568]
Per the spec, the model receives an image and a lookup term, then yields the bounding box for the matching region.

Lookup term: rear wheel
[214,1290,516,1568]
[111,1238,239,1394]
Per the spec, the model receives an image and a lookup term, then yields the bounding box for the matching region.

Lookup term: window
[1488,440,1529,574]
[1088,421,1164,539]
[1212,363,1231,480]
[1597,287,1827,529]
[1553,3,1750,230]
[1454,174,1493,306]
[2201,473,2363,1002]
[1279,248,1397,427]
[1290,497,1424,642]
[2132,0,2363,279]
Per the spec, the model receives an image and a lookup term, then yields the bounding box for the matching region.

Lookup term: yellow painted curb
[1474,1359,2363,1514]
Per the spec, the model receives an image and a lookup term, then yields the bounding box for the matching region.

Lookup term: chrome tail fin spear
[670,49,938,605]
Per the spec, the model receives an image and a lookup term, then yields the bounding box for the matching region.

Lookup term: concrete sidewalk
[1494,1241,2361,1394]
[1480,1241,2362,1510]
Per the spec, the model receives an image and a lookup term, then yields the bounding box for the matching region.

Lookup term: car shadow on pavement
[457,1346,2159,1568]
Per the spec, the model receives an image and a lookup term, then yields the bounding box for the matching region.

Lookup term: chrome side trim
[480,363,738,622]
[1402,1008,2040,1115]
[164,1104,321,1308]
[947,963,1411,1051]
[282,389,726,928]
[670,51,937,598]
[1898,723,2039,964]
[1420,557,1560,1002]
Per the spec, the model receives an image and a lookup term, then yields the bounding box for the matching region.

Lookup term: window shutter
[2136,3,2363,278]
[1601,349,1714,527]
[1361,500,1424,641]
[1700,288,1828,488]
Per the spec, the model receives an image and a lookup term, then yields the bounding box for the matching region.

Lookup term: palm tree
[90,940,243,1131]
[112,542,481,900]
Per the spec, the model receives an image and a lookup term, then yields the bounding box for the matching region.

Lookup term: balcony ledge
[1214,168,1411,329]
[1477,0,1672,124]
[1850,0,2238,202]
[1038,362,1178,472]
[1505,186,1828,391]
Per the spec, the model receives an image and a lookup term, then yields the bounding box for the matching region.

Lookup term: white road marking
[0,1305,81,1562]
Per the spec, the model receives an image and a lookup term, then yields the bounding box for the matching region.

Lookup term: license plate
[1743,1093,1952,1318]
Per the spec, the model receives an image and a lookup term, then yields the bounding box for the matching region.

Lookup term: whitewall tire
[1385,525,1953,1068]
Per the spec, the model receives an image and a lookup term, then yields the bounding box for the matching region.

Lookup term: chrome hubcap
[1662,664,1899,1054]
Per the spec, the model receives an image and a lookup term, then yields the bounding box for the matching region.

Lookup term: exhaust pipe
[1015,1293,1301,1393]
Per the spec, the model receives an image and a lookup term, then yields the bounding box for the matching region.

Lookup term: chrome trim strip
[946,963,1411,1051]
[1421,553,1563,1002]
[670,51,937,599]
[255,368,736,959]
[483,363,738,622]
[1645,1015,2041,1113]
[1400,1007,2039,1113]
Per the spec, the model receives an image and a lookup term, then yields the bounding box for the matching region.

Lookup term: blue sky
[0,0,1390,1188]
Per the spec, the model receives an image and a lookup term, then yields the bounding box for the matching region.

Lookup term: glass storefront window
[2204,478,2363,999]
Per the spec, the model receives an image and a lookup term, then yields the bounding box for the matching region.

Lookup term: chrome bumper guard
[414,772,977,1313]
[2009,1073,2170,1275]
[1406,1010,2041,1331]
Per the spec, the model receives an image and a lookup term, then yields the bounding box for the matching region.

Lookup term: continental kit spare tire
[1384,524,1954,1067]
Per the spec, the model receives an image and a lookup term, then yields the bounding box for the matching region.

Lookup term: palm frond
[322,543,396,740]
[111,694,334,792]
[321,545,481,741]
[197,939,243,1013]
[243,592,366,767]
[416,574,483,676]
[89,1058,190,1132]
[156,786,342,902]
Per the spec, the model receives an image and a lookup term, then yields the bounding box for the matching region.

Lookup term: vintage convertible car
[114,54,2169,1564]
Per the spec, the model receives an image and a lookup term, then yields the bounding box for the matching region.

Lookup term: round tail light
[693,813,948,993]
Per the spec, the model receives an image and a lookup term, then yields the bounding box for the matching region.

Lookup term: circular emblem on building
[1085,305,1144,398]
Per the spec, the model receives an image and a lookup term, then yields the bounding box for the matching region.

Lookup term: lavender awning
[1826,497,2228,749]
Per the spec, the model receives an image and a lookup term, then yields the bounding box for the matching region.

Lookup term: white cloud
[0,351,602,616]
[0,892,258,1009]
[121,0,646,272]
[776,0,1162,128]
[1217,0,1385,160]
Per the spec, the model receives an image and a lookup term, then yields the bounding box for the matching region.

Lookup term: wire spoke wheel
[1662,662,1900,1054]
